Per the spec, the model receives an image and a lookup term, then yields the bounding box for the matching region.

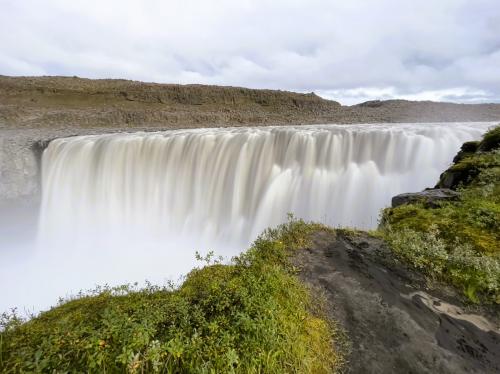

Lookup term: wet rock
[391,188,460,208]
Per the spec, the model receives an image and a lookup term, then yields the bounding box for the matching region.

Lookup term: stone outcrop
[438,167,479,190]
[391,188,460,208]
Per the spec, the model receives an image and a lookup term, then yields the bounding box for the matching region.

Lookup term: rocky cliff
[2,76,500,130]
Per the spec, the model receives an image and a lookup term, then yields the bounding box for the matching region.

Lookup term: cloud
[0,0,499,104]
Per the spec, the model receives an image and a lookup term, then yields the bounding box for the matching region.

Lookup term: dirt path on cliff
[294,230,500,374]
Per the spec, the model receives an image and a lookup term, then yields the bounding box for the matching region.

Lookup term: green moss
[0,218,344,373]
[381,127,500,303]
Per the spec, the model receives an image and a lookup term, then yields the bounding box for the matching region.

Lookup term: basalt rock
[438,167,480,190]
[391,188,460,208]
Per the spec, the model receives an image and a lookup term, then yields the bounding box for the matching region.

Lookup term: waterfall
[0,123,491,314]
[39,123,489,246]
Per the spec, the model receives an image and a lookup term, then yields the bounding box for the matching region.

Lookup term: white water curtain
[40,123,489,246]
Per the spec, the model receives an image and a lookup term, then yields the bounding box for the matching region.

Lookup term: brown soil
[1,75,500,130]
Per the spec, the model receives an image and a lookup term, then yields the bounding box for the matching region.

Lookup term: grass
[381,126,500,304]
[0,217,344,373]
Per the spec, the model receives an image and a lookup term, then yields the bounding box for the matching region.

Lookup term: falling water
[39,123,490,242]
[0,123,492,313]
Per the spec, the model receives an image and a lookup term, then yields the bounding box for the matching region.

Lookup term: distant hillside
[1,76,500,129]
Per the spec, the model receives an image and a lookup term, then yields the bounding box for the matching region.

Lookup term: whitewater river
[0,122,493,314]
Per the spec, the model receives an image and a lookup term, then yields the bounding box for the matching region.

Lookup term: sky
[1,0,499,105]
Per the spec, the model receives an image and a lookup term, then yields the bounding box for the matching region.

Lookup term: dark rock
[436,141,479,189]
[293,230,500,374]
[437,164,480,190]
[391,188,460,208]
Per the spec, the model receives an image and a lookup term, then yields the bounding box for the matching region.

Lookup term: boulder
[391,188,460,208]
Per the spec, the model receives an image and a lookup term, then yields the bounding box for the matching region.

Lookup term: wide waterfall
[39,123,489,242]
[0,123,492,313]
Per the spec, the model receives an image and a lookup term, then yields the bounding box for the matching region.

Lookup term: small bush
[385,225,448,277]
[384,226,500,303]
[448,245,500,303]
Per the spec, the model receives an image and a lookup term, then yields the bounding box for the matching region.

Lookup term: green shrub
[447,245,500,303]
[385,225,448,277]
[384,226,500,303]
[0,217,343,373]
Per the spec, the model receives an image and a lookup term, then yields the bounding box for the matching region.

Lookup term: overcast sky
[1,0,499,104]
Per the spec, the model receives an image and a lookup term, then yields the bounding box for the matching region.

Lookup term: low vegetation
[381,126,500,303]
[0,218,343,373]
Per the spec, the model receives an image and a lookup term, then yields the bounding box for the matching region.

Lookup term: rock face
[1,76,500,130]
[391,188,460,208]
[0,131,40,204]
[294,230,500,374]
[438,168,478,190]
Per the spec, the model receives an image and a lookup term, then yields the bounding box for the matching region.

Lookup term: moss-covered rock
[391,188,460,208]
[437,163,479,189]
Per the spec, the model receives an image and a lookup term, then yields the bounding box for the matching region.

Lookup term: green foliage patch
[0,218,342,373]
[381,126,500,303]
